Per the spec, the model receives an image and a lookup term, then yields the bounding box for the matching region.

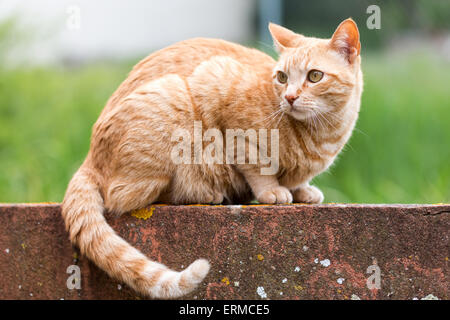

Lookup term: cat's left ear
[268,23,303,53]
[330,18,361,64]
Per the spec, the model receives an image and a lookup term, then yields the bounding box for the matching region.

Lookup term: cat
[62,18,362,298]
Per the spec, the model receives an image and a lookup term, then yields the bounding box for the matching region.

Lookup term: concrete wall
[0,203,448,299]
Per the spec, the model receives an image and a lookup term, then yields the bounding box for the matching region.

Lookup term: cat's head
[269,18,361,121]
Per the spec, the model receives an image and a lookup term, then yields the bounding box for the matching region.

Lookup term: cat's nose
[285,94,299,106]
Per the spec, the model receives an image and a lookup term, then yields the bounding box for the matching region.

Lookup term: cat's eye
[307,70,324,83]
[276,71,288,84]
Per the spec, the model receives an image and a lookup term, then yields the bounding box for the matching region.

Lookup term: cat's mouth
[285,105,317,121]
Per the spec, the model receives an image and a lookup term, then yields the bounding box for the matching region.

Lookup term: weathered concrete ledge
[0,203,448,300]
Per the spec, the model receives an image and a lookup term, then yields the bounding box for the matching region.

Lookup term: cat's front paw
[257,186,293,204]
[293,185,324,204]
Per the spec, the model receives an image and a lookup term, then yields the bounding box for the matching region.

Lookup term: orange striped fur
[62,19,363,298]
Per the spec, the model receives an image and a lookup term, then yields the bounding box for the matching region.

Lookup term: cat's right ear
[268,23,302,53]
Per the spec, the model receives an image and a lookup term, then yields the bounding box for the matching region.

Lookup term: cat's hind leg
[104,175,170,215]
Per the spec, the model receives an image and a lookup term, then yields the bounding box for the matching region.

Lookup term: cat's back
[102,38,275,114]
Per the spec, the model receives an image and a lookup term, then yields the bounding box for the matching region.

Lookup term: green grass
[0,62,133,202]
[0,52,449,203]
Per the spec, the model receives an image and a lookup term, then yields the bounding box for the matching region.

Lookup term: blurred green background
[0,0,449,203]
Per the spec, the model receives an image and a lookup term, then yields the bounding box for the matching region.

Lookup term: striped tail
[61,167,210,298]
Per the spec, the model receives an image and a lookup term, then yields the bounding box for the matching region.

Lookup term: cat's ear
[330,18,361,63]
[268,23,302,53]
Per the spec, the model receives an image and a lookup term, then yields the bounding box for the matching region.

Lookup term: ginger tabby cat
[62,19,362,298]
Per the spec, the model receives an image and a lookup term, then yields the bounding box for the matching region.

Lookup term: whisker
[265,110,283,127]
[274,110,285,129]
[316,110,337,130]
[253,108,282,126]
[322,110,342,123]
[353,127,369,138]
